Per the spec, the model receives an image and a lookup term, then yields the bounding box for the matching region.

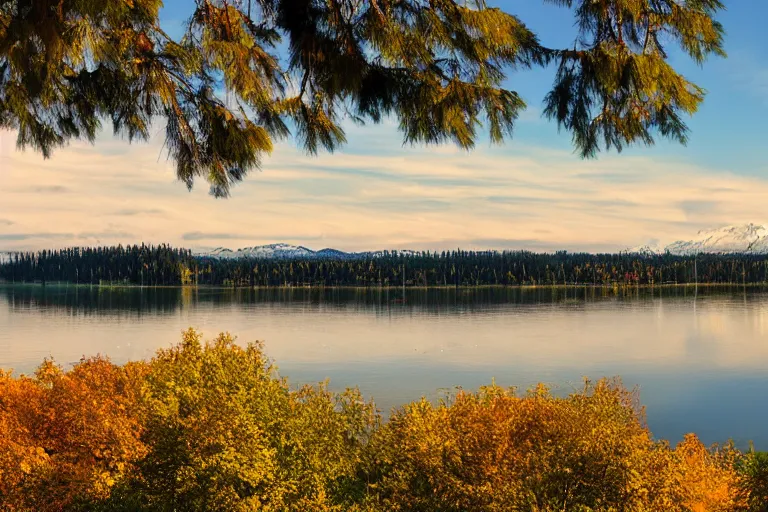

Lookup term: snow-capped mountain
[194,243,316,260]
[628,223,768,256]
[626,243,665,256]
[666,224,768,255]
[199,225,768,260]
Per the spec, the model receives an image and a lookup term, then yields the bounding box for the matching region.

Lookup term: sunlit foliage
[0,330,759,510]
[0,0,724,195]
[675,434,744,512]
[542,0,726,157]
[0,357,148,511]
[358,378,748,511]
[90,328,377,512]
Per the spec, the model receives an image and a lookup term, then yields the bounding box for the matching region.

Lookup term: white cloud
[0,127,764,252]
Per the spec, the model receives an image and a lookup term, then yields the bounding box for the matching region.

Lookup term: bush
[0,357,147,511]
[358,380,745,511]
[0,330,757,511]
[99,329,378,512]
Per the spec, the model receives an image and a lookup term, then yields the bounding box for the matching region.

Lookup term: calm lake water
[1,284,767,448]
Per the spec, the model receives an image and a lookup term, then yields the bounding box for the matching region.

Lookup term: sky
[1,1,767,253]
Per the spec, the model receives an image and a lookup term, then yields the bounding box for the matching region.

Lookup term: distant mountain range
[3,224,768,262]
[192,243,422,260]
[628,223,768,255]
[195,224,768,260]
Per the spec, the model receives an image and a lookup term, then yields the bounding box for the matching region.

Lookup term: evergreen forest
[3,244,768,287]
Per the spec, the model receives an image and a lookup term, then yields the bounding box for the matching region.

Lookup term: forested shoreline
[0,244,768,287]
[4,244,768,287]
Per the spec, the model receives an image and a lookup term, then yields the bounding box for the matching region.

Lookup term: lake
[1,284,767,449]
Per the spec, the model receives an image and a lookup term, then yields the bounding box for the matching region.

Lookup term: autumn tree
[0,358,148,511]
[0,333,757,510]
[357,378,747,511]
[108,328,377,512]
[0,0,724,196]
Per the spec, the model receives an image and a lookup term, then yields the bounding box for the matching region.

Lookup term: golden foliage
[359,379,749,512]
[127,328,377,512]
[0,358,148,511]
[676,434,745,512]
[0,332,757,511]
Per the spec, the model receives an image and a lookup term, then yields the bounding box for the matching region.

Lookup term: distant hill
[192,244,422,260]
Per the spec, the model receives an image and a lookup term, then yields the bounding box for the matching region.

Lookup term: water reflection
[1,284,767,448]
[0,283,755,316]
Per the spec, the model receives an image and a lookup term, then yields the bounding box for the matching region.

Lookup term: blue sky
[1,1,767,252]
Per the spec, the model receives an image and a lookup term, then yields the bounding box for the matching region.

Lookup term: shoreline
[2,281,768,290]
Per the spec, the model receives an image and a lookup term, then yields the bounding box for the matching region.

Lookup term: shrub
[357,379,746,512]
[109,328,377,512]
[0,331,755,511]
[0,357,147,511]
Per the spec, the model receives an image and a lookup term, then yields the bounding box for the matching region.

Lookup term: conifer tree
[0,0,724,196]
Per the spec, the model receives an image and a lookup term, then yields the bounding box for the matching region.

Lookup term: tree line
[4,245,768,287]
[0,245,194,286]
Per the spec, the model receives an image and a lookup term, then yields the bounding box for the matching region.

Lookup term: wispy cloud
[0,233,74,241]
[745,66,768,105]
[1,124,767,252]
[28,185,70,194]
[725,51,768,107]
[182,232,249,241]
[78,231,135,239]
[114,208,166,216]
[678,200,720,221]
[571,171,649,184]
[516,105,544,124]
[182,231,326,243]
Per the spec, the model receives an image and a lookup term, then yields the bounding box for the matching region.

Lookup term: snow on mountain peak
[626,223,768,256]
[626,243,664,256]
[666,223,768,255]
[190,224,768,260]
[194,244,315,259]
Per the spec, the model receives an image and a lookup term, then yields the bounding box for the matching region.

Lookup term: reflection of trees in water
[0,284,762,317]
[0,285,187,317]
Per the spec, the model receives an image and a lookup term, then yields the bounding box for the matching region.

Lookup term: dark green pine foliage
[0,0,724,196]
[0,245,193,286]
[3,247,768,287]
